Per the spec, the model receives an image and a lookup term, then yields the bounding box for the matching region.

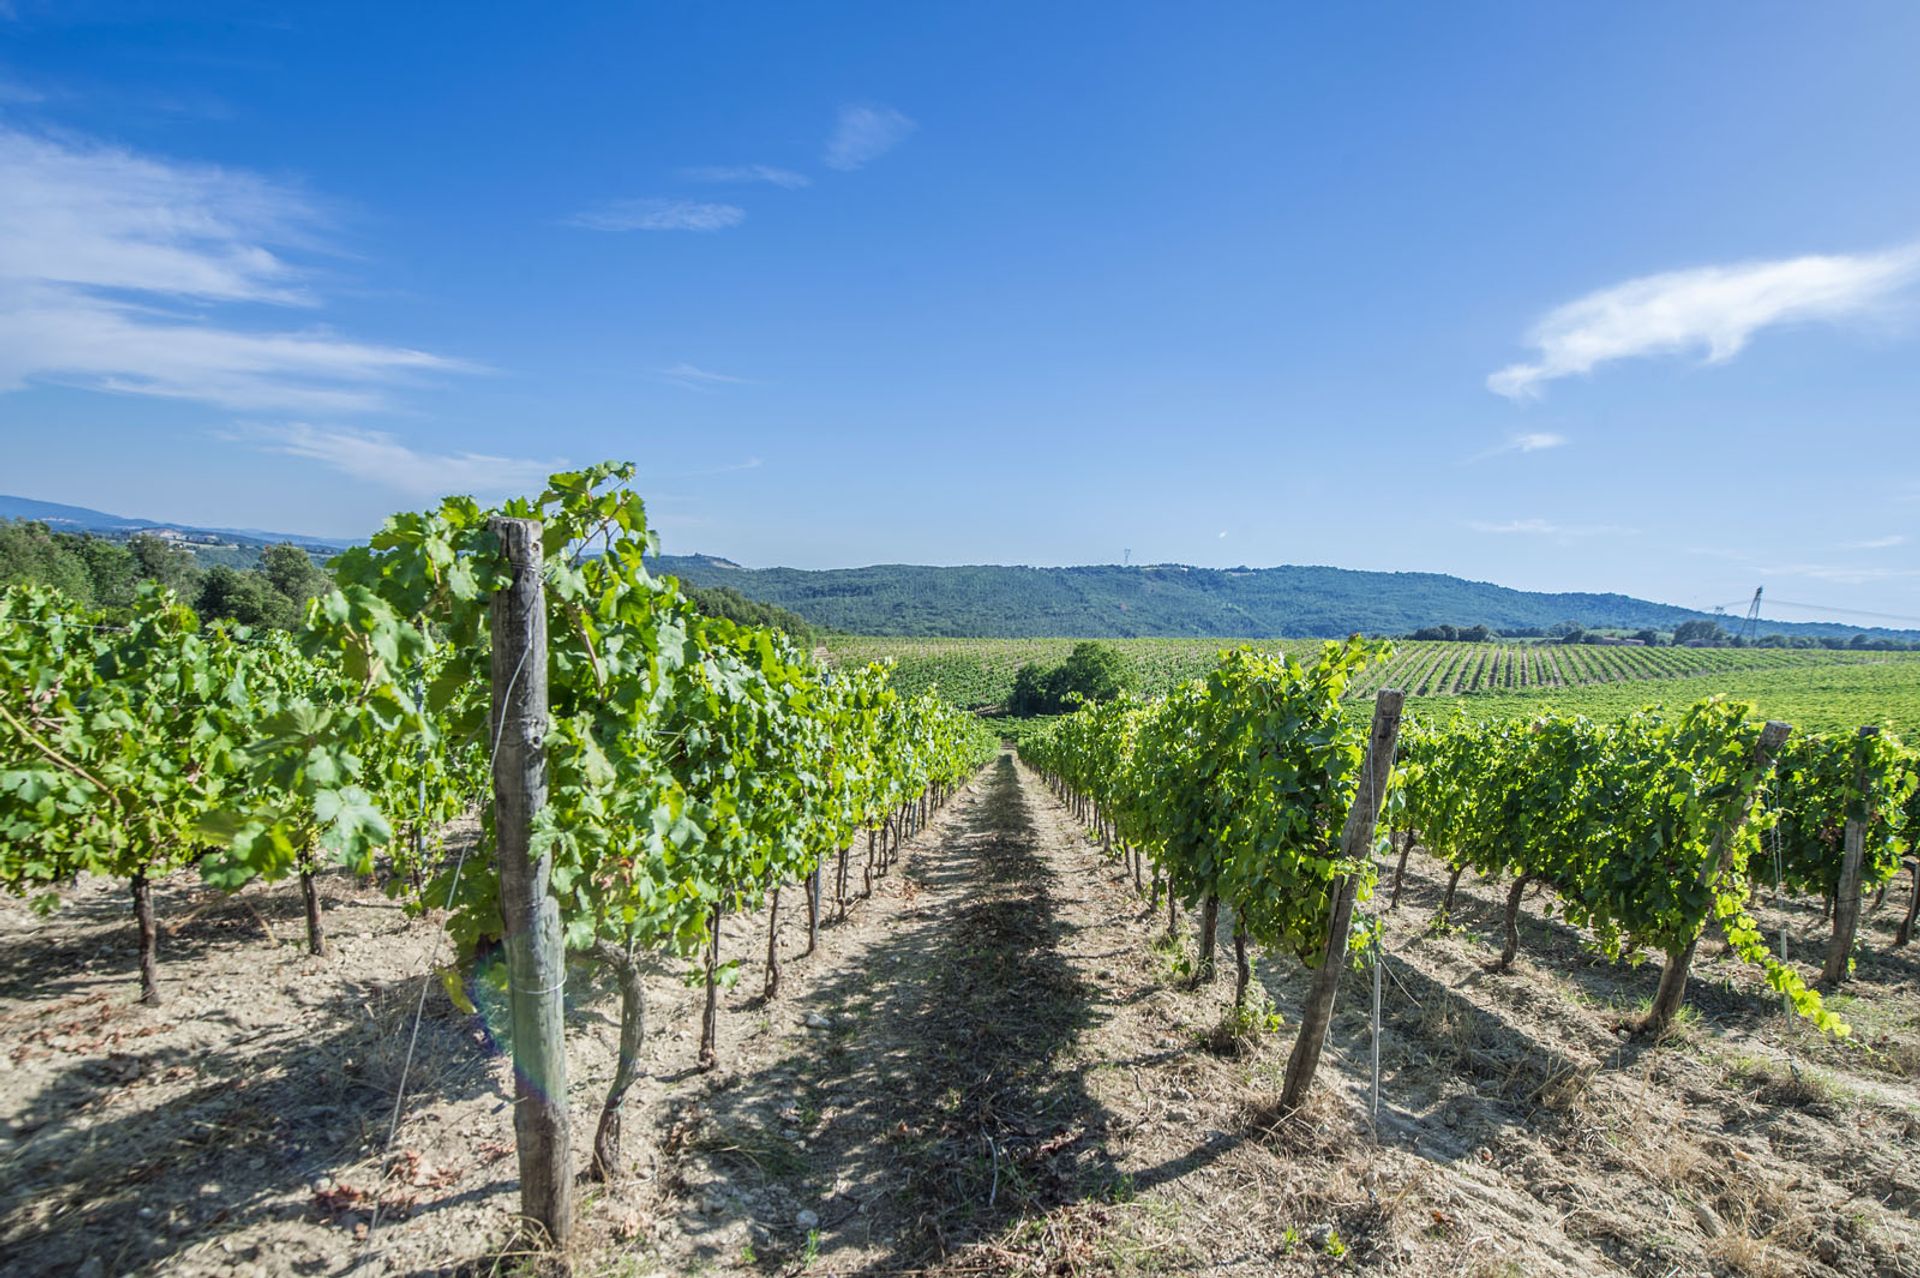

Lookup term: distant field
[1405,659,1920,736]
[825,636,1920,734]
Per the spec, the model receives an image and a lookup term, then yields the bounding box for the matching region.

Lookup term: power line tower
[1741,587,1763,644]
[1123,548,1132,566]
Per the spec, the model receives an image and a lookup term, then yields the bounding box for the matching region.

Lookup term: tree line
[0,519,814,641]
[1405,617,1920,651]
[0,519,330,629]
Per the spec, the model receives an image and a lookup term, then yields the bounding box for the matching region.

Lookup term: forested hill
[649,555,1907,642]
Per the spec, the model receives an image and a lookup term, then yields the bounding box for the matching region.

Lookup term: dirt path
[5,749,1918,1276]
[646,748,1115,1273]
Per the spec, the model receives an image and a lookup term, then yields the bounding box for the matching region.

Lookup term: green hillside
[653,555,1908,642]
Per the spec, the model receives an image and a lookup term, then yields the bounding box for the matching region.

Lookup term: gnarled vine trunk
[698,903,721,1071]
[1196,895,1220,983]
[764,886,782,1000]
[1390,831,1414,910]
[588,943,647,1180]
[1895,860,1919,948]
[805,868,821,957]
[301,868,328,957]
[1232,924,1251,1011]
[1498,873,1533,969]
[132,872,161,1006]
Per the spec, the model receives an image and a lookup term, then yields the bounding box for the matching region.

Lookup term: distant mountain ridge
[5,493,1906,640]
[0,494,351,555]
[650,554,1915,642]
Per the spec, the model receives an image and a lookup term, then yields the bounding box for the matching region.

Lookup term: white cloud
[0,126,317,303]
[0,289,465,411]
[681,164,810,189]
[1509,431,1566,452]
[252,423,562,499]
[1844,534,1908,550]
[1760,561,1920,586]
[654,361,751,390]
[0,125,471,412]
[1488,244,1920,398]
[1472,431,1568,461]
[566,198,745,232]
[1217,530,1228,539]
[824,103,915,171]
[1468,518,1634,537]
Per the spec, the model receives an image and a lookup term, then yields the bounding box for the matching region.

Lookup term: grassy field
[827,636,1920,734]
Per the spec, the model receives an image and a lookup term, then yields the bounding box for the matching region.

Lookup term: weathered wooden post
[489,515,574,1246]
[1822,725,1877,985]
[1641,719,1791,1035]
[1279,688,1402,1113]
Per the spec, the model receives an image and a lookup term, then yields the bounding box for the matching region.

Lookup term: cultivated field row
[827,636,1917,716]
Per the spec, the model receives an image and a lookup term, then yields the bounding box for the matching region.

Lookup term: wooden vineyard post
[1279,688,1403,1114]
[1641,719,1791,1035]
[489,515,575,1247]
[1822,725,1877,985]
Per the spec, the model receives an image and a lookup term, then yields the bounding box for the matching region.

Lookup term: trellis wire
[359,644,529,1261]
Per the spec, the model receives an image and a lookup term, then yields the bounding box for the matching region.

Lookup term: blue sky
[2,3,1918,624]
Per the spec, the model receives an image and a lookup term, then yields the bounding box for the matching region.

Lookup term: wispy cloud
[654,361,752,391]
[251,423,563,498]
[0,125,471,412]
[1468,518,1635,537]
[1844,534,1908,550]
[1759,561,1920,586]
[1471,431,1568,461]
[684,456,763,477]
[566,197,745,232]
[681,164,810,189]
[1507,431,1566,453]
[824,103,915,171]
[1489,244,1920,399]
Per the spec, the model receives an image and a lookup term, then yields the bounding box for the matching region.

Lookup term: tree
[1673,619,1727,647]
[1008,642,1133,716]
[1009,662,1050,716]
[196,565,298,629]
[65,535,138,609]
[1634,629,1662,646]
[0,521,94,603]
[129,534,204,599]
[259,543,331,610]
[1054,640,1132,704]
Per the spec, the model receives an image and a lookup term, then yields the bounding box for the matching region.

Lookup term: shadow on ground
[661,752,1122,1274]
